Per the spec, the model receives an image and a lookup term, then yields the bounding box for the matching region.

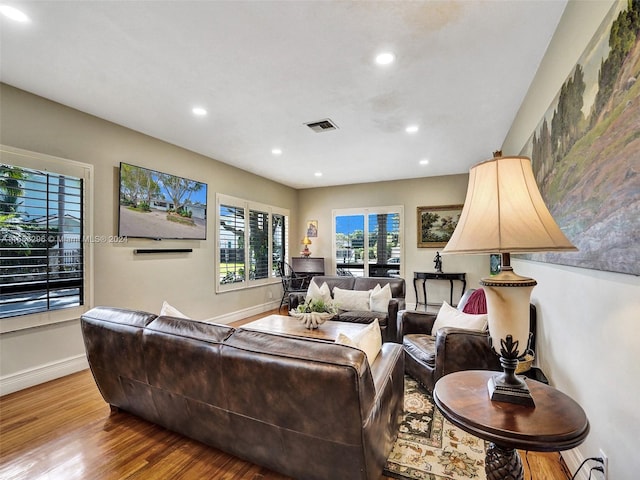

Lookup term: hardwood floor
[0,309,569,480]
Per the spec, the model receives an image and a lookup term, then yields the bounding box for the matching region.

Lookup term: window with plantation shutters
[1,165,84,319]
[1,145,93,332]
[219,204,245,284]
[217,194,288,292]
[272,213,285,278]
[249,209,269,280]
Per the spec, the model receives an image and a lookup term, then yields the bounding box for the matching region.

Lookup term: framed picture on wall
[306,220,318,238]
[417,204,463,248]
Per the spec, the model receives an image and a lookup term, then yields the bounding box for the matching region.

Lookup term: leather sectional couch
[289,275,406,343]
[80,306,404,480]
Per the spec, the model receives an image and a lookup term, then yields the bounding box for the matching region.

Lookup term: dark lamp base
[488,374,535,407]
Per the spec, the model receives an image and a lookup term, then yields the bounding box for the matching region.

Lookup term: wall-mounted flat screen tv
[118,162,207,240]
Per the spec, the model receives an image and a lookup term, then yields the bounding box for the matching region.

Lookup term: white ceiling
[0,1,567,189]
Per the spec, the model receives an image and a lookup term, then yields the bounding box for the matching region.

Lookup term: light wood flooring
[0,309,570,479]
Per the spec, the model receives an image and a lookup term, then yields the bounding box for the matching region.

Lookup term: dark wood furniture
[521,366,549,384]
[433,370,589,480]
[413,271,466,310]
[290,257,325,288]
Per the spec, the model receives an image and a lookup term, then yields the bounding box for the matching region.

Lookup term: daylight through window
[1,164,84,318]
[217,194,288,291]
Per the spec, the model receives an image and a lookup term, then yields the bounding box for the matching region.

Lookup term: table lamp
[443,153,577,406]
[301,236,312,257]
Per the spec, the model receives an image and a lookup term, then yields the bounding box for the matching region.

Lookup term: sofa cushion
[160,301,190,319]
[306,281,331,304]
[338,310,387,327]
[335,319,382,365]
[403,334,436,368]
[431,301,488,335]
[370,284,392,313]
[333,287,371,311]
[462,288,487,315]
[353,277,405,299]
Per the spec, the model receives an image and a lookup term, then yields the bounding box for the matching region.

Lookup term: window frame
[0,145,94,333]
[332,205,404,277]
[216,193,288,293]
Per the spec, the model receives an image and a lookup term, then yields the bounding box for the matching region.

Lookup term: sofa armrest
[434,327,500,380]
[384,299,402,343]
[364,342,404,477]
[398,310,437,337]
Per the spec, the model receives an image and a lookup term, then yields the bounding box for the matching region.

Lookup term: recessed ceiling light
[419,159,430,166]
[271,148,282,155]
[375,52,395,66]
[405,125,419,134]
[314,172,323,177]
[192,107,207,116]
[0,5,29,22]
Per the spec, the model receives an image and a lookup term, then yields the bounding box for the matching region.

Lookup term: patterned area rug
[384,376,487,480]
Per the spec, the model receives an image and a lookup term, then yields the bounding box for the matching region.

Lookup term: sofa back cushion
[81,306,158,385]
[310,276,356,294]
[222,329,375,444]
[354,277,405,299]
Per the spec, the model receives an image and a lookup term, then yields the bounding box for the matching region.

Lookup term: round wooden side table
[433,370,589,480]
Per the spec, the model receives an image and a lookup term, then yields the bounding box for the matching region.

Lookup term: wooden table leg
[485,443,524,480]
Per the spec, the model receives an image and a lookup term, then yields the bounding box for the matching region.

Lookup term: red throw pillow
[462,288,487,315]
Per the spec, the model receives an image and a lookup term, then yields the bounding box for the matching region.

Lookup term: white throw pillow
[306,281,331,304]
[160,301,190,319]
[431,301,488,335]
[370,283,392,313]
[333,287,371,311]
[335,319,382,365]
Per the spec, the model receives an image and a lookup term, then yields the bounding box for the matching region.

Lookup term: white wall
[0,84,299,393]
[504,1,640,478]
[298,176,489,306]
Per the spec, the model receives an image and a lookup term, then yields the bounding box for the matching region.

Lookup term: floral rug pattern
[384,377,487,480]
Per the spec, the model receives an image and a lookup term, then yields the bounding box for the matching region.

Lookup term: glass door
[333,206,403,277]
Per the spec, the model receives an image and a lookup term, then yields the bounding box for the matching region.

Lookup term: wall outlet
[599,449,608,480]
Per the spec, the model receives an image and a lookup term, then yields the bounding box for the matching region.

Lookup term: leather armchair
[399,290,536,392]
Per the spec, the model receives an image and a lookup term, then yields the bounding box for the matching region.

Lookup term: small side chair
[277,261,307,312]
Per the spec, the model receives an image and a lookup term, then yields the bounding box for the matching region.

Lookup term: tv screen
[118,162,207,240]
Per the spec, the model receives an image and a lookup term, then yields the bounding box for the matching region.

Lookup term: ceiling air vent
[305,118,338,133]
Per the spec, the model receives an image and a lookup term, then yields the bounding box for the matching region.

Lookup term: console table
[433,370,589,480]
[291,257,325,288]
[413,271,466,310]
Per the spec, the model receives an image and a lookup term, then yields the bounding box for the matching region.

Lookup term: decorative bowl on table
[290,299,338,329]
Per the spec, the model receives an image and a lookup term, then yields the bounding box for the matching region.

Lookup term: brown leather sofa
[399,290,536,392]
[289,275,406,343]
[81,306,404,480]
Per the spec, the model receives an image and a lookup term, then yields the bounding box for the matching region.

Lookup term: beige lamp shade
[443,156,577,255]
[302,236,312,246]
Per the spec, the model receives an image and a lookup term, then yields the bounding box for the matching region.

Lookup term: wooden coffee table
[433,370,589,480]
[241,314,367,342]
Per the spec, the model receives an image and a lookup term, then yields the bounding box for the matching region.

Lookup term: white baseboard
[201,300,281,325]
[562,447,597,480]
[0,354,89,396]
